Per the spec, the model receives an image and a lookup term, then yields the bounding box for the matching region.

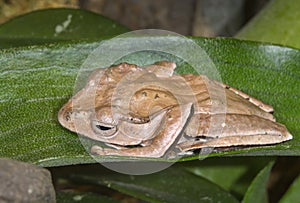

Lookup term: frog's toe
[91,145,120,156]
[91,145,106,155]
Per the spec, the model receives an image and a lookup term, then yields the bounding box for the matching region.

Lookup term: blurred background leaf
[56,191,121,203]
[184,157,273,199]
[279,174,300,203]
[65,165,239,203]
[242,161,274,203]
[236,0,300,49]
[0,8,129,48]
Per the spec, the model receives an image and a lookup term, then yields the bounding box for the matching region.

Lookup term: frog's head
[58,61,177,145]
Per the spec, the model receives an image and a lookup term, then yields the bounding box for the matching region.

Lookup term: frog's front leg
[91,103,194,158]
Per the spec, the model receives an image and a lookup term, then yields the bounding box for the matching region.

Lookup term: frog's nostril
[64,111,72,122]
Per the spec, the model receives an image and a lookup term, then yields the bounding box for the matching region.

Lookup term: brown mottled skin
[58,61,292,157]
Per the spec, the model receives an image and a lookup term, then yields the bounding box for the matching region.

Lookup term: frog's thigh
[220,114,290,137]
[190,113,289,139]
[91,103,194,158]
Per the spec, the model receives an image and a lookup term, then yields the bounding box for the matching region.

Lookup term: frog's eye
[91,120,117,138]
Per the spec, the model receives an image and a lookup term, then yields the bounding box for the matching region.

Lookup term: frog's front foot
[91,145,164,158]
[91,145,112,156]
[91,145,143,157]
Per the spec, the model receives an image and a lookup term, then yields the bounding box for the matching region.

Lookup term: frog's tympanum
[58,61,292,158]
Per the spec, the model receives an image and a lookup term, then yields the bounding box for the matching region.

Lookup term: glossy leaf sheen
[0,37,299,166]
[0,8,129,48]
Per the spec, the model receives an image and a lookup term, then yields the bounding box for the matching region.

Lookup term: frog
[58,61,292,158]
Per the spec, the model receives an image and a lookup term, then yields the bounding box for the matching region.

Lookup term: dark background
[0,0,270,36]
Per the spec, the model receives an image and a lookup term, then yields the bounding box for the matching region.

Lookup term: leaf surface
[0,37,299,166]
[279,174,300,203]
[56,191,120,203]
[242,161,274,203]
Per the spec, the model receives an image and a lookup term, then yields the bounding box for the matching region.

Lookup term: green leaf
[0,37,299,166]
[71,166,239,203]
[56,191,121,203]
[279,174,300,203]
[242,161,274,203]
[0,8,129,48]
[236,0,300,49]
[185,157,274,199]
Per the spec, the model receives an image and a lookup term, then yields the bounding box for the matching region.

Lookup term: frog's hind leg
[214,81,274,113]
[178,133,291,152]
[179,114,292,152]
